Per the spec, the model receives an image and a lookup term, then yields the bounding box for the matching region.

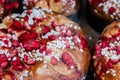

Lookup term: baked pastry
[22,0,80,16]
[89,0,120,22]
[93,21,120,80]
[0,7,90,80]
[0,0,19,20]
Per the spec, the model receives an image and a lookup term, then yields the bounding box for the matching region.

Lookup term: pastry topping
[115,46,120,55]
[61,52,75,68]
[51,56,58,65]
[90,0,100,6]
[5,1,19,10]
[26,58,35,65]
[54,0,60,3]
[19,8,46,25]
[0,0,5,4]
[0,38,12,48]
[1,71,15,80]
[43,27,51,34]
[22,39,41,51]
[39,44,47,53]
[23,54,28,63]
[33,17,44,22]
[51,21,56,28]
[0,29,8,33]
[94,32,120,78]
[108,7,115,14]
[46,49,52,55]
[24,15,29,21]
[66,30,72,37]
[107,61,114,69]
[12,40,19,47]
[11,58,25,71]
[93,0,120,19]
[18,32,37,42]
[95,35,120,62]
[48,35,58,40]
[101,62,108,73]
[108,58,119,65]
[23,0,76,14]
[0,7,87,80]
[10,20,25,31]
[94,43,101,55]
[80,36,88,48]
[0,0,19,12]
[89,0,105,6]
[0,54,8,68]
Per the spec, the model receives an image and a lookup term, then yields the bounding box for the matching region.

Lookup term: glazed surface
[0,7,90,80]
[93,22,120,80]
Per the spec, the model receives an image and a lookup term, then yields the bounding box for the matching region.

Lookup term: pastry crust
[89,0,120,22]
[93,21,120,80]
[23,0,80,16]
[0,7,90,80]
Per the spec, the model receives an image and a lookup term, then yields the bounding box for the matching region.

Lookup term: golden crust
[102,21,120,38]
[93,21,120,80]
[0,8,90,80]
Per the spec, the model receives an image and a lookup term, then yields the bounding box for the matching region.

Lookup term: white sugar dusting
[101,39,120,61]
[97,0,120,19]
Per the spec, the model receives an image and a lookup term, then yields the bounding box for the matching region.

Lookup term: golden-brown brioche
[93,21,120,80]
[0,7,90,80]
